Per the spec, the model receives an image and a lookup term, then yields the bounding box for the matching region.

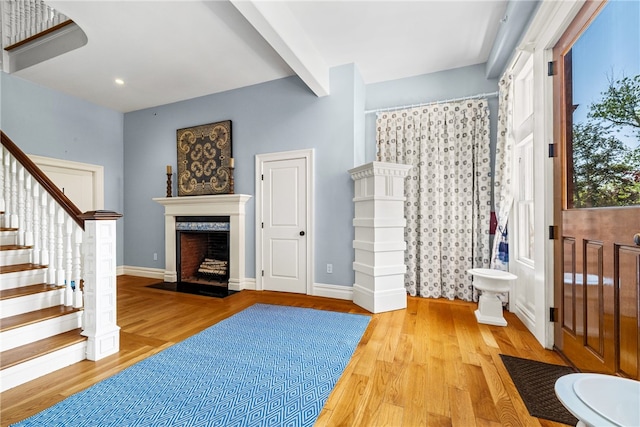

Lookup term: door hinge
[261,222,264,228]
[548,225,558,240]
[548,61,556,76]
[548,143,557,158]
[261,270,264,277]
[261,174,264,180]
[550,307,559,323]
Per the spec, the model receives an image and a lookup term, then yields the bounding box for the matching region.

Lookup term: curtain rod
[364,91,499,115]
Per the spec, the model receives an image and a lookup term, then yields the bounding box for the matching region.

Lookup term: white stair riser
[0,269,47,290]
[0,311,82,352]
[0,231,18,246]
[0,341,87,392]
[0,248,31,266]
[0,288,65,319]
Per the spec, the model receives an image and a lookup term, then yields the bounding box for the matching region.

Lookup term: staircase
[0,217,87,392]
[1,131,122,393]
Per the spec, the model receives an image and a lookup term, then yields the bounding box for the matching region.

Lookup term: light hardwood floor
[1,275,570,426]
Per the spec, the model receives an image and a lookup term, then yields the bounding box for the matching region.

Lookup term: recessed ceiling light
[115,78,125,85]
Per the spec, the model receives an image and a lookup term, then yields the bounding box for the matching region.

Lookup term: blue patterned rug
[13,304,370,427]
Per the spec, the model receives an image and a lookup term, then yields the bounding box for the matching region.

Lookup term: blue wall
[2,61,498,288]
[123,64,364,286]
[365,63,499,163]
[1,72,125,265]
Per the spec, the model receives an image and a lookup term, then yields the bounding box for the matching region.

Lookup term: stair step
[0,263,47,274]
[0,246,33,266]
[0,305,82,332]
[0,328,85,370]
[0,229,18,245]
[0,263,48,290]
[0,284,64,301]
[0,244,32,251]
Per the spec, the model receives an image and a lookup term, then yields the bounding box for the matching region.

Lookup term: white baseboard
[119,266,165,279]
[116,269,353,303]
[241,278,256,291]
[312,283,353,301]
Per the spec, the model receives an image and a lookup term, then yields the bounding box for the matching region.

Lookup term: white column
[80,210,122,361]
[162,213,177,282]
[228,211,246,292]
[349,162,412,313]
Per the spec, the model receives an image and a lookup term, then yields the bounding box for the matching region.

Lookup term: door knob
[300,231,305,236]
[634,233,640,246]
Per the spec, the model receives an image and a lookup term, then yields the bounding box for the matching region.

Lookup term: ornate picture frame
[177,120,232,196]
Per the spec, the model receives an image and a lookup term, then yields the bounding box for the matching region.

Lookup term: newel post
[79,210,123,361]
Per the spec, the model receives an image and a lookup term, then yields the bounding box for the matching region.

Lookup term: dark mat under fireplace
[500,354,578,426]
[147,281,238,298]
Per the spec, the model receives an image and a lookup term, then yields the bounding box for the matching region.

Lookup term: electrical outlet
[327,264,333,274]
[153,253,158,261]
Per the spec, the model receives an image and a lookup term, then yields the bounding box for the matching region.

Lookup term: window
[564,0,640,209]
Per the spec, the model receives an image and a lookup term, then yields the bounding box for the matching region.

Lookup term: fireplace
[153,194,252,292]
[177,216,230,288]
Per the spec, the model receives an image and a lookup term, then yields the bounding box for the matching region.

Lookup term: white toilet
[468,268,517,326]
[555,373,640,427]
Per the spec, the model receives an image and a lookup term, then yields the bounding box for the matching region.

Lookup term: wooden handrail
[4,20,75,51]
[1,130,84,229]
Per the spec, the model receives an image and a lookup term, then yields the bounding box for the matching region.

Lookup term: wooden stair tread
[0,328,85,370]
[0,284,64,301]
[0,263,47,274]
[0,245,33,251]
[0,227,18,232]
[0,306,82,332]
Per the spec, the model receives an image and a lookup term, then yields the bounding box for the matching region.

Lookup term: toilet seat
[555,373,640,427]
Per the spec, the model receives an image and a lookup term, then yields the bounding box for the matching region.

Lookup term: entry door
[554,0,640,379]
[262,157,307,294]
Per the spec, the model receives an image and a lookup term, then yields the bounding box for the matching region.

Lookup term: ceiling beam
[230,0,330,97]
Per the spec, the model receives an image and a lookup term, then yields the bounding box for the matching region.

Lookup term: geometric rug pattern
[12,304,370,427]
[500,354,578,426]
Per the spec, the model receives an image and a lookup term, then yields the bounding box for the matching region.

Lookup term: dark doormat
[147,281,238,298]
[500,354,578,426]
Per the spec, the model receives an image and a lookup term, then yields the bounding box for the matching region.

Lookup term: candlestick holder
[166,173,173,197]
[229,166,235,194]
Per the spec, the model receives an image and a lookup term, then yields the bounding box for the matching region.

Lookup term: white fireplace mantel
[153,194,252,291]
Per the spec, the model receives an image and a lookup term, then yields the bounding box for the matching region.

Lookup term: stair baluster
[16,166,25,245]
[23,172,33,249]
[73,225,83,308]
[39,189,49,268]
[0,148,5,221]
[9,157,18,228]
[31,179,40,265]
[55,206,64,285]
[47,198,56,284]
[64,215,73,306]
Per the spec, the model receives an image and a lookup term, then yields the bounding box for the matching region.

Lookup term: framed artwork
[177,120,232,196]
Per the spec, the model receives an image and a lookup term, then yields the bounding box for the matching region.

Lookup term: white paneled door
[262,157,307,294]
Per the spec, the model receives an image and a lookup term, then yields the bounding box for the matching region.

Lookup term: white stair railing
[1,147,83,306]
[1,132,121,361]
[0,0,69,49]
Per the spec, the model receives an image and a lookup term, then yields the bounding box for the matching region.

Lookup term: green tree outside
[572,74,640,208]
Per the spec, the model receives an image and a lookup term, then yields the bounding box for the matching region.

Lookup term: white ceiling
[12,0,509,113]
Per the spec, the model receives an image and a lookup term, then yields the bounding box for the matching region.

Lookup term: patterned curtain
[491,74,514,271]
[376,99,491,301]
